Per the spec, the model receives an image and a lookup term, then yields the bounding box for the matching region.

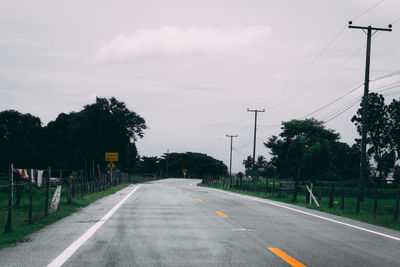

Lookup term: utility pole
[349,21,392,213]
[226,135,238,177]
[166,149,169,178]
[226,134,238,189]
[247,108,265,170]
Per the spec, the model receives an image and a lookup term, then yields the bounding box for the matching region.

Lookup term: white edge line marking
[47,185,141,267]
[206,187,400,242]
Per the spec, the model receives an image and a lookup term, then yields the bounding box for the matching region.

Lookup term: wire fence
[1,164,158,234]
[202,176,400,222]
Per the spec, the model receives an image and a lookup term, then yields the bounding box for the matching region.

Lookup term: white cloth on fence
[37,170,43,187]
[30,169,38,184]
[50,185,62,212]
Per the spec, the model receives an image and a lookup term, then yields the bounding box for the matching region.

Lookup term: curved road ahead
[1,179,400,266]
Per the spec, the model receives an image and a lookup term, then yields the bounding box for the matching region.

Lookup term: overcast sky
[1,0,400,172]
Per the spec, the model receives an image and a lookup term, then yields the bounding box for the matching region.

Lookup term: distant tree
[255,155,267,170]
[0,110,43,171]
[138,156,160,177]
[242,156,253,170]
[158,152,227,178]
[236,172,244,179]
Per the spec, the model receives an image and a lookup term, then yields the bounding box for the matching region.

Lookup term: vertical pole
[166,149,169,178]
[395,183,400,222]
[329,184,336,208]
[5,164,14,233]
[45,167,51,216]
[67,173,72,205]
[247,108,265,170]
[252,111,257,170]
[357,27,372,213]
[349,22,393,212]
[29,169,33,224]
[226,135,237,189]
[341,181,345,210]
[373,182,378,219]
[230,136,233,178]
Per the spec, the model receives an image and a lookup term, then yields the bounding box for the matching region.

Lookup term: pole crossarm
[247,108,265,113]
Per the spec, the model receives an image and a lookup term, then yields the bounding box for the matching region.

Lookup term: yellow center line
[196,198,202,202]
[268,248,306,267]
[216,211,228,218]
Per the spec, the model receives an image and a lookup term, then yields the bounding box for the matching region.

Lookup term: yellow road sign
[105,152,119,162]
[107,162,116,170]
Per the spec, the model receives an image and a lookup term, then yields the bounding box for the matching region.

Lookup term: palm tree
[256,155,267,170]
[242,156,253,170]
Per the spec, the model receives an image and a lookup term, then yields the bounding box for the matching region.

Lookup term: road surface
[1,179,400,266]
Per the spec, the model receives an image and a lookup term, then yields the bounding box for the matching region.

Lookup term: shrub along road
[0,179,399,266]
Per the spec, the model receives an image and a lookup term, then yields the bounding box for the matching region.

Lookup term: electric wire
[351,0,386,21]
[302,70,400,119]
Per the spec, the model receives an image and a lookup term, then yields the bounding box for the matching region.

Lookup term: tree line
[138,152,228,178]
[0,97,146,172]
[0,97,228,177]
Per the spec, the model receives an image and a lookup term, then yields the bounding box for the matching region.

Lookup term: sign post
[105,153,118,185]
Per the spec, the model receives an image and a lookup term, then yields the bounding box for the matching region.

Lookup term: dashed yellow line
[196,198,202,202]
[268,248,306,267]
[216,211,228,218]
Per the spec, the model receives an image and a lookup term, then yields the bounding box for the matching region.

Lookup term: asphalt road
[1,178,400,266]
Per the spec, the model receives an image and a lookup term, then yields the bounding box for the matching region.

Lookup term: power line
[232,148,248,157]
[392,17,400,25]
[302,83,363,118]
[351,0,386,21]
[303,70,400,119]
[322,97,362,122]
[370,70,400,82]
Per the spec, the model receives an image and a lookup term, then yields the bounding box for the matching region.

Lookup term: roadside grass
[0,183,129,249]
[200,183,400,231]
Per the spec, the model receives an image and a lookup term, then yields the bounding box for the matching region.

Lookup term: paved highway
[1,179,400,266]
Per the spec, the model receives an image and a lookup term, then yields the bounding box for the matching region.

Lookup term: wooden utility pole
[4,164,14,233]
[348,21,392,213]
[226,134,238,188]
[247,108,265,170]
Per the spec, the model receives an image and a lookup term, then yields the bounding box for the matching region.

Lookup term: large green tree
[351,92,393,182]
[265,119,349,182]
[44,97,146,170]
